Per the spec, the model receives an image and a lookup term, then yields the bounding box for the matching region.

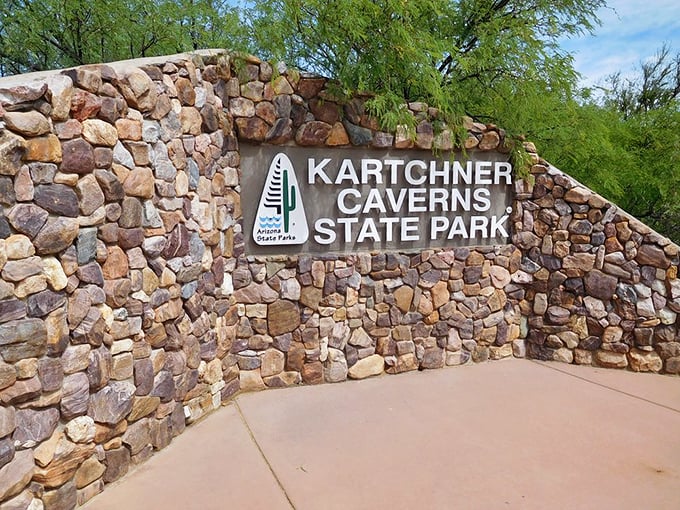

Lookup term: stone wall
[513,164,680,373]
[0,49,677,510]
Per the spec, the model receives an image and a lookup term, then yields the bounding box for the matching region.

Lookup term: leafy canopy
[0,0,246,75]
[246,0,605,132]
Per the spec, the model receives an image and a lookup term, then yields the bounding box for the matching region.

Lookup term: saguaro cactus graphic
[282,169,296,233]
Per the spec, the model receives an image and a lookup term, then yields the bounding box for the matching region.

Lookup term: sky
[559,0,680,87]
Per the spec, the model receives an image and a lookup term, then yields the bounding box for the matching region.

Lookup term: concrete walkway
[84,360,680,510]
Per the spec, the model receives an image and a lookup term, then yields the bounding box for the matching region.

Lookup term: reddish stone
[71,89,102,121]
[310,98,340,124]
[297,77,326,99]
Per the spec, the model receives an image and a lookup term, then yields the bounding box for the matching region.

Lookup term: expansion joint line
[531,360,680,414]
[234,400,297,510]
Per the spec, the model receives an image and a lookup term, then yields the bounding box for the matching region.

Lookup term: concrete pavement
[84,360,680,510]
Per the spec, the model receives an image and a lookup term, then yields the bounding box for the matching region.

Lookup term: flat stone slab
[85,360,680,510]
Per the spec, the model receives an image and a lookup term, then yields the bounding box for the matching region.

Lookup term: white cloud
[559,0,680,86]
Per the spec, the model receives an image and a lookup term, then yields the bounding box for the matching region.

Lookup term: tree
[246,0,605,132]
[0,0,246,76]
[517,46,680,241]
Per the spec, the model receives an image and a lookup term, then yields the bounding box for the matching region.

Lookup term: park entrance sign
[242,145,514,255]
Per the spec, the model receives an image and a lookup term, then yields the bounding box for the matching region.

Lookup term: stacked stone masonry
[0,49,677,509]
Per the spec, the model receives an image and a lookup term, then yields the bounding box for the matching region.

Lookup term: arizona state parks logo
[253,153,309,245]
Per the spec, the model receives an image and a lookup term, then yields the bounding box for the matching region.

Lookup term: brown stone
[386,353,419,374]
[0,131,26,178]
[295,121,331,146]
[260,349,285,378]
[32,217,79,255]
[61,138,95,174]
[393,286,414,313]
[297,77,326,99]
[636,244,671,269]
[24,134,62,163]
[175,78,196,105]
[348,354,384,379]
[82,119,118,146]
[180,107,202,135]
[301,361,324,384]
[0,378,42,407]
[123,167,155,198]
[0,361,16,391]
[3,111,50,137]
[268,300,301,337]
[33,438,94,489]
[595,350,628,369]
[233,282,279,304]
[102,246,129,279]
[326,122,350,146]
[628,349,663,372]
[42,480,77,510]
[118,68,158,112]
[235,117,269,142]
[74,455,106,489]
[76,174,105,216]
[584,270,618,301]
[115,118,142,140]
[255,101,276,124]
[103,446,130,483]
[128,396,161,422]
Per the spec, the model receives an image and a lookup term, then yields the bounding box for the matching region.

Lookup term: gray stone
[13,408,59,447]
[0,405,16,438]
[27,289,66,317]
[0,318,47,363]
[0,299,26,324]
[342,120,372,145]
[0,437,15,469]
[7,204,49,239]
[88,382,135,424]
[34,184,79,217]
[61,373,90,420]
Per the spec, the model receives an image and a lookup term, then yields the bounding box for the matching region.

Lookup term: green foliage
[0,0,247,75]
[246,0,605,131]
[503,46,680,241]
